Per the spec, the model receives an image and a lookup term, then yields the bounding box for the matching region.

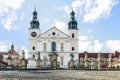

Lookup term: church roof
[37,27,70,38]
[0,44,20,56]
[0,50,19,56]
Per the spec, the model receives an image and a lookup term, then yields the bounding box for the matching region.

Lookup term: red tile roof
[113,51,120,58]
[112,60,120,65]
[0,50,19,56]
[79,51,120,58]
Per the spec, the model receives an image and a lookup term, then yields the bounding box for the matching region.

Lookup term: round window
[52,32,55,35]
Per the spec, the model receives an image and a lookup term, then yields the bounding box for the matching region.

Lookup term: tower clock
[31,32,37,37]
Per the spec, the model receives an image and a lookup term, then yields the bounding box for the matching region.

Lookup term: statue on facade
[69,53,75,70]
[97,52,102,70]
[49,51,58,69]
[36,51,41,69]
[21,50,26,69]
[108,53,112,69]
[84,52,88,68]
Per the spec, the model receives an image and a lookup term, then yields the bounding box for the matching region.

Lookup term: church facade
[27,9,79,69]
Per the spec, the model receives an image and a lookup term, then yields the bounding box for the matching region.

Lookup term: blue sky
[0,0,120,56]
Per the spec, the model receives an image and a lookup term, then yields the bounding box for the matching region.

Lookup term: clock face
[31,32,37,37]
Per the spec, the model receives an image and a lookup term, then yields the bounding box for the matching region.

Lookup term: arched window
[43,43,47,51]
[72,33,74,38]
[52,42,56,51]
[33,55,35,58]
[61,43,64,51]
[43,56,47,66]
[32,46,35,50]
[72,47,74,51]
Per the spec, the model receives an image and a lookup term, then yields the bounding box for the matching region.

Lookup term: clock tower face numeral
[31,32,37,37]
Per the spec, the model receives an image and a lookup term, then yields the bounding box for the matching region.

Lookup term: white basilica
[27,9,79,69]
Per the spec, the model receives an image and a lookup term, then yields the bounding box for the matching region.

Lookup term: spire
[30,8,40,29]
[11,43,14,50]
[33,8,37,19]
[70,9,75,21]
[68,10,78,30]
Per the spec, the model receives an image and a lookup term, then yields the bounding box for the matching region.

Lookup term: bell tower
[28,9,40,59]
[68,10,79,54]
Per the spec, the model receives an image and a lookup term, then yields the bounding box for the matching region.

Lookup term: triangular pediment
[37,27,70,38]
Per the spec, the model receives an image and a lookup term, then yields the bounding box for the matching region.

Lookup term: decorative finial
[33,4,37,18]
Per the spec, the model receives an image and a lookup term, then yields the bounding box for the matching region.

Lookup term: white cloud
[0,0,25,31]
[79,35,120,52]
[79,36,103,52]
[2,12,17,31]
[63,0,119,23]
[83,0,119,23]
[79,36,92,52]
[54,20,67,30]
[106,40,120,52]
[63,5,71,14]
[0,41,9,52]
[93,40,103,52]
[71,0,85,12]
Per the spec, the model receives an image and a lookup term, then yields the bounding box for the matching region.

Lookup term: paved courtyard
[0,70,120,80]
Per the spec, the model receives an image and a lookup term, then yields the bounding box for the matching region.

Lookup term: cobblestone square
[0,70,120,80]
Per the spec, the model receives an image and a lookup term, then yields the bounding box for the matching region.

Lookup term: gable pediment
[37,27,70,38]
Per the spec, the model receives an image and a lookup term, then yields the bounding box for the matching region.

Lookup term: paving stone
[0,70,120,80]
